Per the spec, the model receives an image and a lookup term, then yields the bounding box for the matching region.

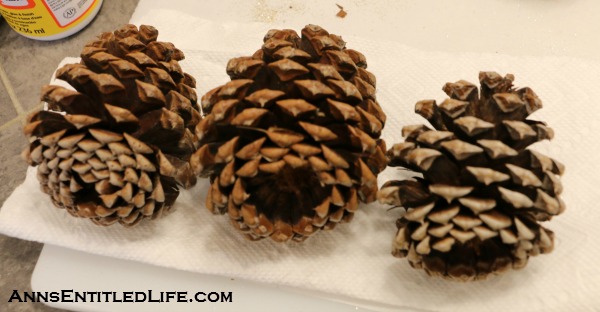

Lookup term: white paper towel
[1,10,600,312]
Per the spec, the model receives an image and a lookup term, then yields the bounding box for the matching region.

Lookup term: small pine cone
[192,25,387,243]
[378,72,565,280]
[22,24,201,227]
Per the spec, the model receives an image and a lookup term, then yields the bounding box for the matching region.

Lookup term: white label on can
[0,0,30,7]
[1,0,96,27]
[44,0,95,27]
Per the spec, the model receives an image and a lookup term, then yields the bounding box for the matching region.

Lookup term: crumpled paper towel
[2,10,600,312]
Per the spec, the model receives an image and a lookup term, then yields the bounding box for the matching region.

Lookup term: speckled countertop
[0,2,139,311]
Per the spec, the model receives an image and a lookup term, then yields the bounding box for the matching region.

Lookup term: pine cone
[378,72,564,280]
[192,25,387,242]
[22,24,201,227]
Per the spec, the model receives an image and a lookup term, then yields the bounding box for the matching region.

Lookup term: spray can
[0,0,103,40]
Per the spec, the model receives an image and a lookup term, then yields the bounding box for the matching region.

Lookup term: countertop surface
[1,0,600,311]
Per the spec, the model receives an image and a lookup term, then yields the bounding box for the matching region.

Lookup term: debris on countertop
[336,4,347,18]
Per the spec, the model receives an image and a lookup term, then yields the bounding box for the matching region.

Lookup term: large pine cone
[22,24,201,227]
[378,72,565,280]
[192,25,387,242]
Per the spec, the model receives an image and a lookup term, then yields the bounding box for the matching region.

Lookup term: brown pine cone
[192,25,387,242]
[22,24,201,227]
[378,72,565,280]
